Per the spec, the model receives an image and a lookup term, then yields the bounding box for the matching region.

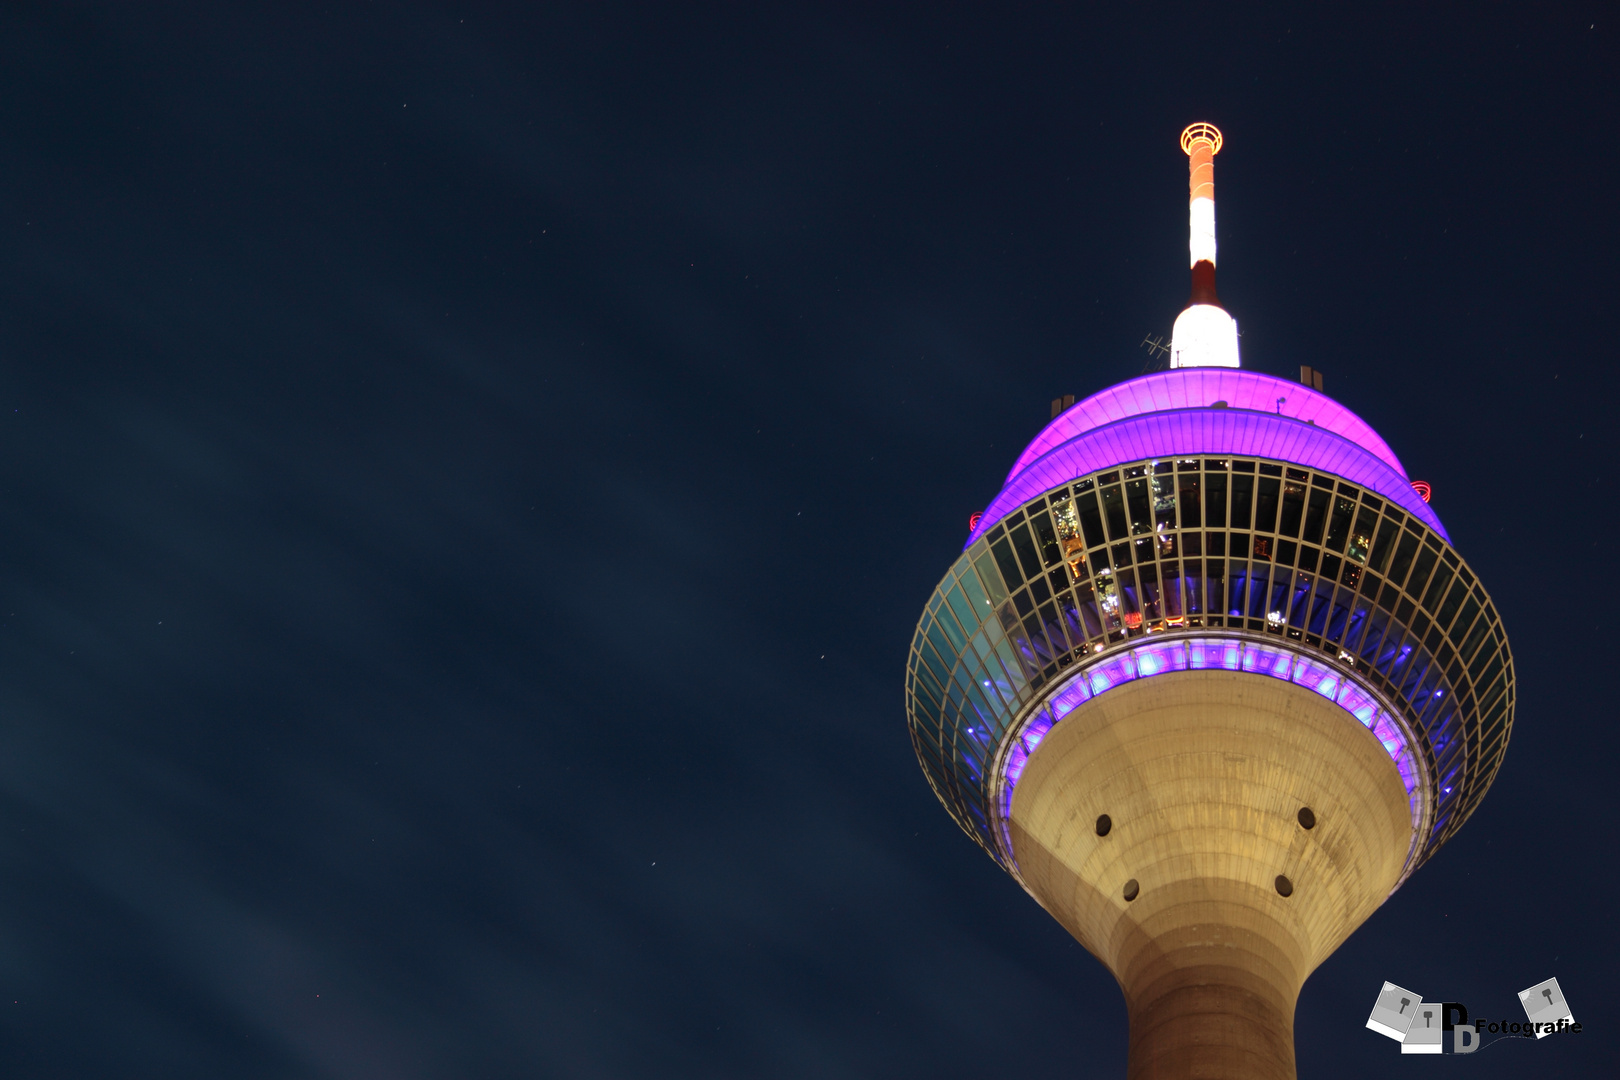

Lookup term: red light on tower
[1411,481,1432,503]
[968,510,984,531]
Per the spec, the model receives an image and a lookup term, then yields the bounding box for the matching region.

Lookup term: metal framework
[906,452,1513,875]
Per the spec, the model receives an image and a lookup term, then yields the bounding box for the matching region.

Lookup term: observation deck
[906,366,1513,878]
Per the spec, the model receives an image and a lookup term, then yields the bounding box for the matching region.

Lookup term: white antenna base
[1169,304,1241,369]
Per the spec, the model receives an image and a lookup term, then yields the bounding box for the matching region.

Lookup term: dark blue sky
[0,3,1611,1077]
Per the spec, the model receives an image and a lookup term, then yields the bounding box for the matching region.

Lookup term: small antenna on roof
[1139,333,1171,374]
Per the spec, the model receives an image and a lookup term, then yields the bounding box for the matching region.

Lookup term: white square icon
[1399,1002,1444,1054]
[1519,977,1573,1039]
[1365,981,1423,1041]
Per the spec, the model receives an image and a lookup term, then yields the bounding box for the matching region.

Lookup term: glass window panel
[1001,618,1043,680]
[1370,623,1406,673]
[1302,488,1330,544]
[1076,489,1107,548]
[1074,581,1104,638]
[1406,546,1438,601]
[1056,590,1084,645]
[1451,597,1483,648]
[1471,652,1504,692]
[1279,479,1307,537]
[1139,563,1162,621]
[1387,635,1420,687]
[1118,568,1141,622]
[1341,593,1376,652]
[1163,560,1184,618]
[916,646,949,691]
[992,538,1023,590]
[937,607,969,654]
[1024,611,1058,664]
[1399,648,1437,702]
[1357,605,1393,661]
[961,565,993,618]
[1102,485,1129,540]
[974,552,1009,604]
[1287,572,1313,627]
[946,585,978,636]
[1096,572,1122,631]
[1349,507,1379,564]
[1245,564,1273,618]
[1230,474,1254,529]
[1031,510,1061,568]
[1038,601,1070,653]
[1266,570,1290,621]
[1152,471,1178,528]
[1051,498,1086,578]
[1421,562,1455,614]
[1368,520,1400,574]
[1206,559,1226,615]
[1204,471,1228,528]
[1324,496,1354,552]
[1178,471,1202,528]
[1323,587,1354,643]
[925,620,959,670]
[1254,476,1280,533]
[1307,577,1336,635]
[1225,561,1249,617]
[1184,557,1204,614]
[1436,579,1468,630]
[1387,531,1419,587]
[1011,522,1043,579]
[1126,478,1153,534]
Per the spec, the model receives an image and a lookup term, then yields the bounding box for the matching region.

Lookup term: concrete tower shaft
[1009,672,1414,1079]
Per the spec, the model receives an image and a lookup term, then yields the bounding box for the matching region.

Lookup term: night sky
[0,4,1612,1077]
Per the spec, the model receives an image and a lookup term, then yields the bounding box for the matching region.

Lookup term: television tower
[905,124,1513,1078]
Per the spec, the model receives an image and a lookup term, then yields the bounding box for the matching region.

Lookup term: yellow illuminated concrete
[1007,669,1416,1080]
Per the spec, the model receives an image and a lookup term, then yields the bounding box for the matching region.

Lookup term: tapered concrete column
[1007,670,1418,1079]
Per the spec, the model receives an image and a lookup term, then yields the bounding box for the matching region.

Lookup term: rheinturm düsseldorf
[904,124,1514,1080]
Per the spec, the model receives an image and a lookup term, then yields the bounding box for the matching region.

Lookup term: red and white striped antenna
[1169,123,1241,369]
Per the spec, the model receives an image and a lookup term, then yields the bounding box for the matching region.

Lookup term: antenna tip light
[1180,123,1223,155]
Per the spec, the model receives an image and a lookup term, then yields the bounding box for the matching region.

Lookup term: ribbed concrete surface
[1008,670,1415,1079]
